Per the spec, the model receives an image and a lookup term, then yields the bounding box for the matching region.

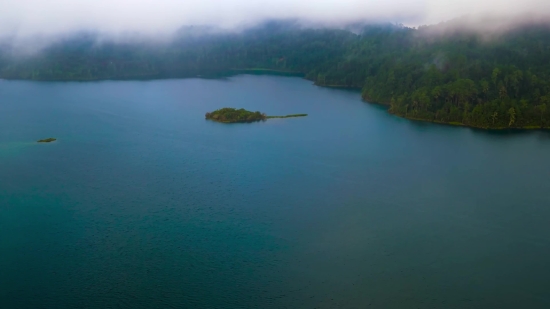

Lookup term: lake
[1,75,550,309]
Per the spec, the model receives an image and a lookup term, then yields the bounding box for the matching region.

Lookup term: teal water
[1,75,550,308]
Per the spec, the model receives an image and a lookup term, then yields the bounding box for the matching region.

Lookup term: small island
[206,108,307,123]
[37,138,57,143]
[206,108,267,123]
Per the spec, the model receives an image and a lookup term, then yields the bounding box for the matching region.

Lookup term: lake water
[1,75,550,309]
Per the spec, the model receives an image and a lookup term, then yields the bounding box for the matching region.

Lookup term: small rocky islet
[37,138,57,143]
[205,108,307,123]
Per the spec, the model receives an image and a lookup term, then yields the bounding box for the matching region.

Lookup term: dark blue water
[1,75,550,309]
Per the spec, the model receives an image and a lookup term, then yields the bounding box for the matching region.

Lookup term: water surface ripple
[1,76,550,308]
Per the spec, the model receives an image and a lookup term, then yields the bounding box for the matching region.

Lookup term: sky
[1,0,550,37]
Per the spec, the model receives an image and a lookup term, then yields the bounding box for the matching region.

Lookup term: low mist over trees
[2,20,550,129]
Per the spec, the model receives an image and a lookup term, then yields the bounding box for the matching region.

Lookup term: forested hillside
[2,20,550,129]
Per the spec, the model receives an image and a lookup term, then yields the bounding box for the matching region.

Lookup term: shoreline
[360,96,550,131]
[389,111,549,131]
[0,69,303,83]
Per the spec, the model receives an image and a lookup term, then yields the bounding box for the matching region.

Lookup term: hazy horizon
[1,0,550,39]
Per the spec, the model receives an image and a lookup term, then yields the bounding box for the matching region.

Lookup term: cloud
[0,0,549,38]
[423,0,550,26]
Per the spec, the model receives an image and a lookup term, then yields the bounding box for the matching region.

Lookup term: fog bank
[1,0,550,38]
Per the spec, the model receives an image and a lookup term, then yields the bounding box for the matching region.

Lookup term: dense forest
[1,19,550,129]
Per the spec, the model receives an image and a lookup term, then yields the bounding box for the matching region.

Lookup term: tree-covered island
[206,108,266,123]
[205,108,307,123]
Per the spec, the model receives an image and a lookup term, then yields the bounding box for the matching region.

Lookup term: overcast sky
[1,0,550,37]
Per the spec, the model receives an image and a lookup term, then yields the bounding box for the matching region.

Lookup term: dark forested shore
[2,19,550,129]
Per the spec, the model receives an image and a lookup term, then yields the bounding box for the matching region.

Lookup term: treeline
[358,25,550,129]
[2,20,550,129]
